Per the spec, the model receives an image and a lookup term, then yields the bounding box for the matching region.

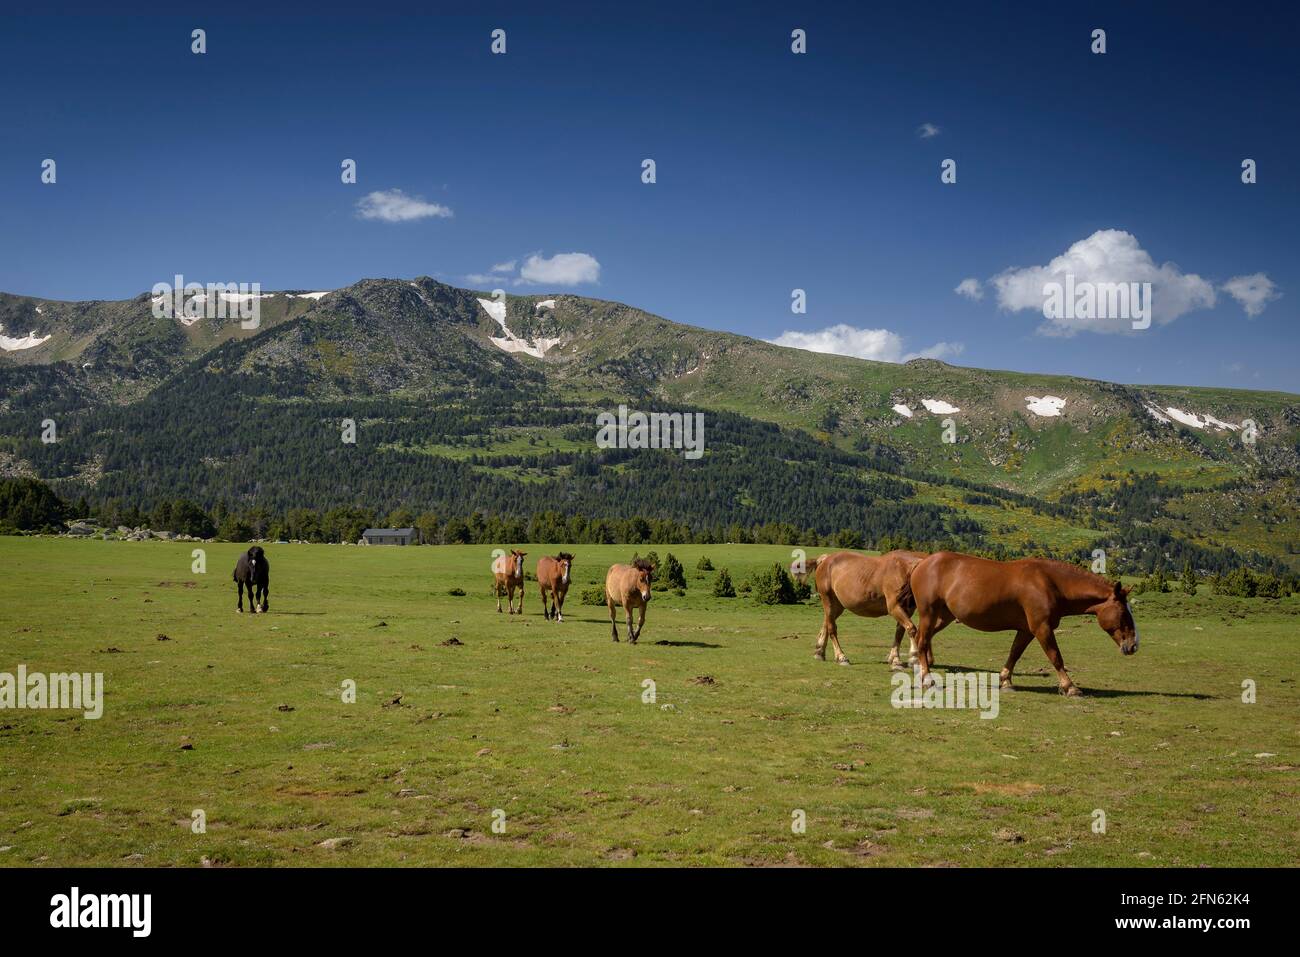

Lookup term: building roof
[362,528,417,536]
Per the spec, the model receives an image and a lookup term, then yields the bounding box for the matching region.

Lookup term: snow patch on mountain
[921,399,960,414]
[1163,407,1239,431]
[0,325,51,351]
[1025,395,1066,417]
[478,297,560,358]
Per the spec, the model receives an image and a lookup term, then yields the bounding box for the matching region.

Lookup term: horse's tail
[896,560,921,615]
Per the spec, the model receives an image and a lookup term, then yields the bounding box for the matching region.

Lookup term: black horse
[233,546,270,613]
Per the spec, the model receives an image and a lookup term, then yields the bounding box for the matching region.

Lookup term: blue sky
[2,2,1296,391]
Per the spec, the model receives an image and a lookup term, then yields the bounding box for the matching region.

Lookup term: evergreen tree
[712,568,736,597]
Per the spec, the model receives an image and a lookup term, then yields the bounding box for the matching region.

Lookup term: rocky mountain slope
[2,277,1295,566]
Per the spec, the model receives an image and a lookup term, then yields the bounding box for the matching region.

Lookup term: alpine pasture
[1,537,1296,867]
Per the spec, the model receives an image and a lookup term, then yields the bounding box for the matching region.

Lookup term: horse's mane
[632,558,654,573]
[556,552,574,561]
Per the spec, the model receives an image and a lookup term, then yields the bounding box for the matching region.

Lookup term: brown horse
[606,559,654,643]
[810,551,928,666]
[492,549,527,614]
[900,551,1139,696]
[537,552,574,622]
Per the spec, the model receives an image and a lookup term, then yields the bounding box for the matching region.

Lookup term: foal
[233,545,270,613]
[492,549,527,614]
[606,559,654,643]
[537,552,574,622]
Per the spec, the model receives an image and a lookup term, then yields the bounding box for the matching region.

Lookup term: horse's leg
[236,580,244,613]
[608,597,619,642]
[555,590,565,623]
[999,630,1035,690]
[496,581,503,613]
[915,607,954,688]
[885,597,920,667]
[826,606,850,666]
[1034,625,1080,696]
[625,603,637,645]
[517,578,524,616]
[888,622,906,671]
[634,603,646,642]
[814,593,839,662]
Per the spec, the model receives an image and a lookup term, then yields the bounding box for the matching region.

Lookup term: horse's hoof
[1000,680,1014,691]
[836,657,851,667]
[890,662,906,672]
[236,608,243,614]
[812,652,826,661]
[1062,685,1082,697]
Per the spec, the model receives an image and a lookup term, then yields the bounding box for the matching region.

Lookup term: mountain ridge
[2,276,1296,569]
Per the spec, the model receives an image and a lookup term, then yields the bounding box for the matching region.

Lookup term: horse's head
[511,549,527,577]
[247,545,265,570]
[1095,582,1138,655]
[557,552,574,586]
[632,558,655,602]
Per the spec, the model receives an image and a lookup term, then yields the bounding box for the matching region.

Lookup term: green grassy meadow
[1,537,1297,867]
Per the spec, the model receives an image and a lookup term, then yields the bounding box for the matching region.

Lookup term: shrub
[713,568,736,597]
[662,553,687,590]
[748,563,799,605]
[1132,567,1170,595]
[581,586,607,606]
[447,587,466,596]
[696,556,714,571]
[1180,560,1197,596]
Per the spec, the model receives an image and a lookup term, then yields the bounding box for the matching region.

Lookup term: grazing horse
[233,545,270,613]
[492,549,527,614]
[900,551,1139,696]
[537,552,574,622]
[606,559,654,644]
[810,551,927,667]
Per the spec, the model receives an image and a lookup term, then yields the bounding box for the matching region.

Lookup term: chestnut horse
[537,552,574,622]
[492,549,527,614]
[900,551,1138,696]
[606,559,654,643]
[810,550,928,667]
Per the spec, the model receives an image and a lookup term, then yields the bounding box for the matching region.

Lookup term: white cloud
[464,274,503,286]
[917,123,941,139]
[954,278,983,301]
[355,189,453,223]
[491,260,517,274]
[518,252,600,286]
[990,229,1216,335]
[767,324,963,364]
[1221,273,1279,317]
[905,341,965,362]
